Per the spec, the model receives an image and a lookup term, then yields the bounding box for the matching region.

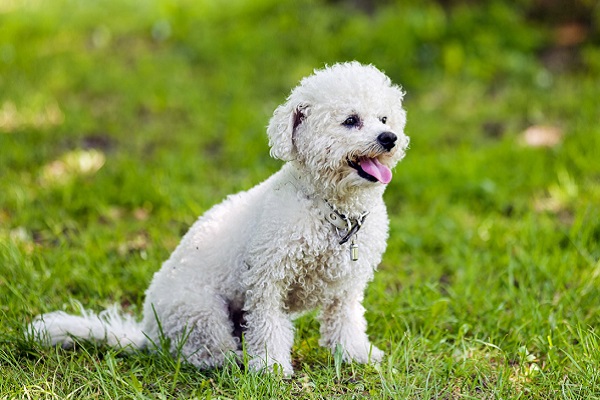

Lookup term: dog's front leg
[319,293,384,364]
[242,286,294,376]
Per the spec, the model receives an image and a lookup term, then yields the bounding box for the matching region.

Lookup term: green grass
[1,0,599,398]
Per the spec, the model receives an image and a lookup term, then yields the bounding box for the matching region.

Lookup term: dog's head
[267,62,409,191]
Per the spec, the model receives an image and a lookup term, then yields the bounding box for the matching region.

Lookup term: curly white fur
[28,62,409,376]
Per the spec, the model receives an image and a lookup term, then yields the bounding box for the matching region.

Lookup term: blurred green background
[1,0,600,397]
[1,0,598,234]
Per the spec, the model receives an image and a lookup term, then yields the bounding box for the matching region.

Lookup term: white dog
[29,62,409,376]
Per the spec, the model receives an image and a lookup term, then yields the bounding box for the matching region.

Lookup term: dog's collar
[316,200,369,245]
[285,167,369,260]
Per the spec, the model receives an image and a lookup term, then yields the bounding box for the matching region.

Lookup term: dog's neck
[284,162,384,219]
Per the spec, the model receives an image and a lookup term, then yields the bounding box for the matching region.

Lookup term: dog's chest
[283,241,354,312]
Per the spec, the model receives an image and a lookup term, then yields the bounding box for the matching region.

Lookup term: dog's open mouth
[348,156,392,184]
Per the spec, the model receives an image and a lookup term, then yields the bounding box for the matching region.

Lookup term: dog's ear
[267,101,309,161]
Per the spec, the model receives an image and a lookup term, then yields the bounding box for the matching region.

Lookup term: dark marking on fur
[227,301,246,341]
[292,107,306,131]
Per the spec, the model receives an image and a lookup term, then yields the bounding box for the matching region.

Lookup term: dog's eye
[342,115,360,127]
[380,116,387,124]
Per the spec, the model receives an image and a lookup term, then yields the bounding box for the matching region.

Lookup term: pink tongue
[359,157,392,184]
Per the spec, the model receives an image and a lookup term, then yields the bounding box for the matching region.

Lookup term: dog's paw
[339,342,384,364]
[367,345,384,363]
[248,355,294,377]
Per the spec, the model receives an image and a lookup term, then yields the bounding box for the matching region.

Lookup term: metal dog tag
[350,236,359,261]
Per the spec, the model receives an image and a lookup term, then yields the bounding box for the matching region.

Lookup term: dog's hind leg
[242,286,295,375]
[155,293,240,369]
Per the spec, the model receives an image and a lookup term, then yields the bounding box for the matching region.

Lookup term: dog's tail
[27,303,147,350]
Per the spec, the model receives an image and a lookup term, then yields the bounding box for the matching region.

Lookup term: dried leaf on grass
[521,125,563,148]
[40,149,106,185]
[554,23,588,47]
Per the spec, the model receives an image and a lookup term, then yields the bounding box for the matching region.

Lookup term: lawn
[1,0,599,398]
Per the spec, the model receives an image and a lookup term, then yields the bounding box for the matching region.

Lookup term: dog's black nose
[377,131,397,151]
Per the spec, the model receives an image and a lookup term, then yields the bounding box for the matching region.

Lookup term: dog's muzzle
[346,131,398,184]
